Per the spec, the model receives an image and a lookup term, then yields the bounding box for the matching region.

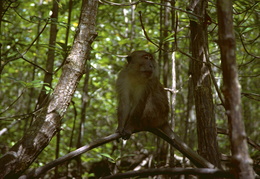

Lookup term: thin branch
[241,92,260,101]
[164,87,179,94]
[178,46,225,106]
[103,168,233,179]
[19,133,121,179]
[239,33,260,59]
[0,19,49,74]
[22,19,49,56]
[0,120,21,136]
[99,0,139,6]
[13,7,34,23]
[239,74,260,78]
[0,88,25,115]
[238,57,256,67]
[0,0,14,19]
[100,0,202,19]
[0,111,35,121]
[141,0,202,19]
[177,48,196,61]
[217,128,260,151]
[233,1,259,15]
[20,56,49,73]
[204,46,225,105]
[138,11,161,50]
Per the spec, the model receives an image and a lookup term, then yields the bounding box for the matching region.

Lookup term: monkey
[116,50,215,169]
[116,50,169,139]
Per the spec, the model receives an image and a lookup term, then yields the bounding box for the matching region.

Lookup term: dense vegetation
[0,0,259,178]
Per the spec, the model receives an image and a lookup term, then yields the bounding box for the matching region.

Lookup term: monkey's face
[127,51,156,79]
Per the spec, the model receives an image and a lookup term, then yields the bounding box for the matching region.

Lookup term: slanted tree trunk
[0,0,98,178]
[216,0,254,178]
[189,0,221,168]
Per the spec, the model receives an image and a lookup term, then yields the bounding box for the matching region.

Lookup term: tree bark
[216,0,254,178]
[189,0,221,168]
[0,0,98,178]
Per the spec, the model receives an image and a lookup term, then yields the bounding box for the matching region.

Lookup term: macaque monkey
[116,50,169,139]
[116,50,214,168]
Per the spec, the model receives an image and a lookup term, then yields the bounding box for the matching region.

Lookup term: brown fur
[116,50,169,139]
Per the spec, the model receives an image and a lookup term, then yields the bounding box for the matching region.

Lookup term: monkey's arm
[117,97,129,130]
[119,94,148,139]
[116,89,147,138]
[150,125,215,169]
[116,72,131,134]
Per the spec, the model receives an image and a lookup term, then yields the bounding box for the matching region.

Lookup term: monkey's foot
[121,132,131,140]
[116,129,132,140]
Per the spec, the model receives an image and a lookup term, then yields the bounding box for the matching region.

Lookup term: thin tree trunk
[189,0,221,168]
[37,0,59,109]
[169,0,176,170]
[216,0,254,178]
[0,0,3,77]
[184,64,194,167]
[0,0,98,178]
[156,0,171,167]
[76,63,90,175]
[24,0,44,133]
[54,130,61,178]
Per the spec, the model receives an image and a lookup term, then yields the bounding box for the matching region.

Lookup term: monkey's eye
[143,55,151,60]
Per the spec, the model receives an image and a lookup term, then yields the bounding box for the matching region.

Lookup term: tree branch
[19,133,121,179]
[103,168,233,179]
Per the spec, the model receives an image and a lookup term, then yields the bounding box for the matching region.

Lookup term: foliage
[0,0,259,178]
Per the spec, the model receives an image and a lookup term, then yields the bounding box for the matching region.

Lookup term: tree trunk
[76,62,91,175]
[189,0,221,168]
[216,0,254,178]
[37,0,59,109]
[0,0,98,178]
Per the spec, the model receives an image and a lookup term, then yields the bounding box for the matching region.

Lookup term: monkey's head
[126,50,157,79]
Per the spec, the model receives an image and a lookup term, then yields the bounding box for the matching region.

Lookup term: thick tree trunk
[189,0,221,168]
[216,0,254,178]
[0,0,98,178]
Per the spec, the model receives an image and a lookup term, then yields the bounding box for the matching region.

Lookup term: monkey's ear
[126,56,132,63]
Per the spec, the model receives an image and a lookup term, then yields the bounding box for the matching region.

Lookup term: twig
[138,11,161,50]
[20,56,49,73]
[0,88,25,115]
[22,18,49,56]
[204,46,225,105]
[99,0,139,6]
[100,0,202,19]
[239,33,260,59]
[217,127,260,151]
[141,0,202,19]
[0,19,49,74]
[241,92,260,101]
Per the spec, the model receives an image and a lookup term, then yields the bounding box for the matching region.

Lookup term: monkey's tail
[149,127,216,169]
